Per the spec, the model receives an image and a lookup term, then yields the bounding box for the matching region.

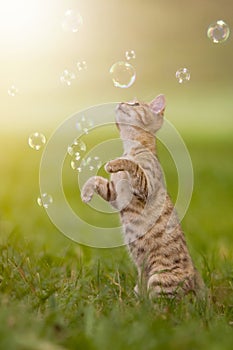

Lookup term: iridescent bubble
[70,156,82,172]
[28,132,46,151]
[8,85,18,97]
[76,115,94,134]
[67,138,86,157]
[207,20,230,43]
[62,9,83,33]
[60,69,76,86]
[77,61,87,71]
[125,50,136,61]
[82,156,102,171]
[37,193,53,208]
[175,68,190,84]
[109,61,136,88]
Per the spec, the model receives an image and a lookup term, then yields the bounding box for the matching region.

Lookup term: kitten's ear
[149,94,166,116]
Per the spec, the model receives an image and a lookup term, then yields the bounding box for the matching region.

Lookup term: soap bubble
[77,61,87,71]
[69,139,87,172]
[175,68,190,84]
[82,156,102,171]
[125,50,136,61]
[76,115,94,134]
[207,20,230,43]
[109,61,136,88]
[67,138,86,157]
[28,132,46,151]
[37,193,53,208]
[70,156,82,172]
[60,69,76,86]
[8,85,18,97]
[72,156,102,173]
[62,9,83,33]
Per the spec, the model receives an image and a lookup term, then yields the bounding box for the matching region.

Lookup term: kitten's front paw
[105,159,121,173]
[104,162,112,173]
[81,178,96,203]
[81,188,94,203]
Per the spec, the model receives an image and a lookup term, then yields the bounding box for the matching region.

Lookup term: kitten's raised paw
[104,161,113,173]
[81,189,93,203]
[81,178,96,203]
[105,159,122,173]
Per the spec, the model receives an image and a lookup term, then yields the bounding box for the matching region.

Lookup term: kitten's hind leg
[81,176,116,203]
[105,158,148,200]
[134,284,139,296]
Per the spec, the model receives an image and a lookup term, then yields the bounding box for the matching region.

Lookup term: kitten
[81,95,204,299]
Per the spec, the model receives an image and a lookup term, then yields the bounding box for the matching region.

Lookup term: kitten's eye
[128,102,140,106]
[127,100,140,106]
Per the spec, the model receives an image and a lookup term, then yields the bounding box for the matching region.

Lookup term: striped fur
[81,95,204,299]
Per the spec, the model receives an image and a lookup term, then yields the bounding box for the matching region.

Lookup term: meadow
[0,131,233,350]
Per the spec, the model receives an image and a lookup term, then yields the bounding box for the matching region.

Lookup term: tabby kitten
[81,94,204,298]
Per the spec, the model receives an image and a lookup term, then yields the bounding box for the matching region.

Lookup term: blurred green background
[0,1,233,349]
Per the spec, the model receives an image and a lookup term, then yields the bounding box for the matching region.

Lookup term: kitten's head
[115,94,166,134]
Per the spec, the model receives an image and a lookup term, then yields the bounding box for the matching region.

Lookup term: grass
[0,134,233,349]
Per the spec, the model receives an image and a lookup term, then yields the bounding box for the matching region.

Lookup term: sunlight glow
[0,0,47,47]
